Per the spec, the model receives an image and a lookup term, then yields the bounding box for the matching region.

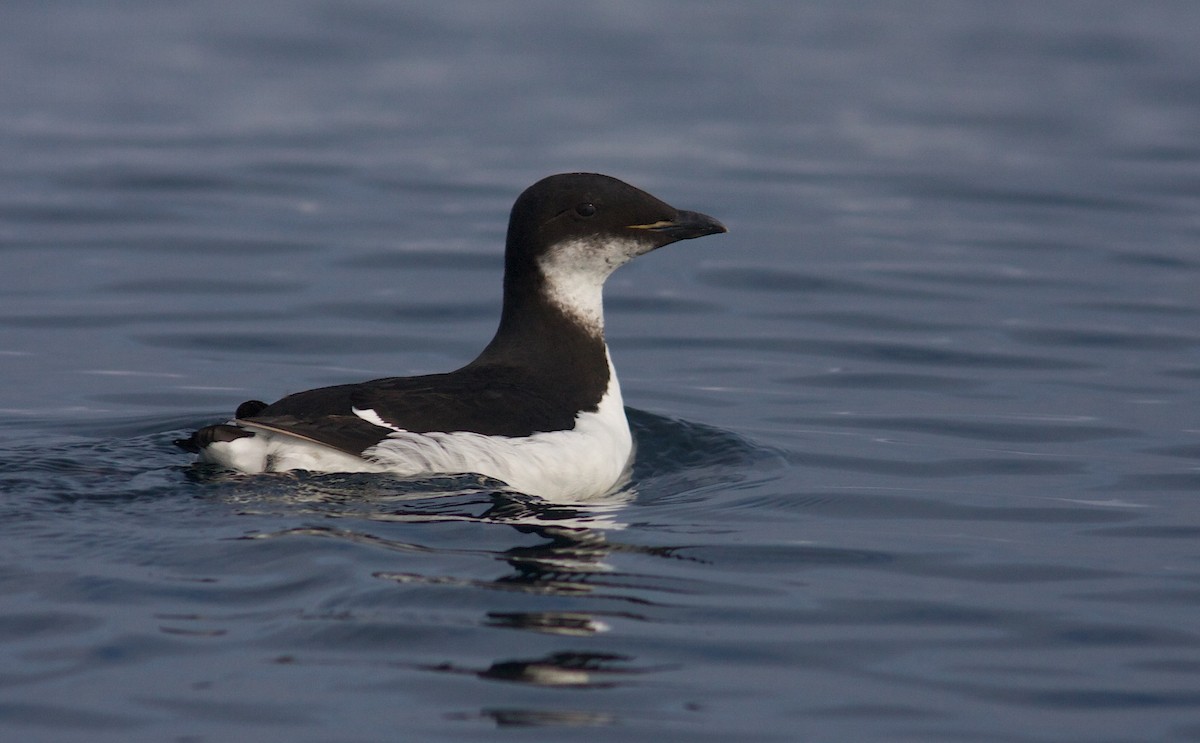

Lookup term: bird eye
[575,202,597,217]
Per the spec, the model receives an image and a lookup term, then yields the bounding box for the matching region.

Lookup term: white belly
[197,369,633,502]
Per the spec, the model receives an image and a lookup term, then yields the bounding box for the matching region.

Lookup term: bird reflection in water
[232,474,689,706]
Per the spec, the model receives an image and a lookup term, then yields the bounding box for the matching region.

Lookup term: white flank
[196,429,376,474]
[364,355,632,501]
[197,354,634,502]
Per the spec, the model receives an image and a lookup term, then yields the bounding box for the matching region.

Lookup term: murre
[176,173,727,499]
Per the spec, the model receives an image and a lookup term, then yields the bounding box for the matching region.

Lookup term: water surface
[2,2,1200,741]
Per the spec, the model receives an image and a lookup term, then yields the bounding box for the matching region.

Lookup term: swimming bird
[176,173,726,499]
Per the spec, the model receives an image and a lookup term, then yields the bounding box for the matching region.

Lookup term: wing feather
[240,366,590,455]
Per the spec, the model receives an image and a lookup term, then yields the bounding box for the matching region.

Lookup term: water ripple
[783,414,1136,443]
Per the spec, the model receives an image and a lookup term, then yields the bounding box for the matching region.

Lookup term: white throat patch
[536,236,645,333]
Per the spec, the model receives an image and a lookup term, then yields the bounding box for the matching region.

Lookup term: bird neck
[470,262,609,378]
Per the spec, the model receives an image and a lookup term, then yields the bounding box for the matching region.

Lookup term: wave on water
[0,407,782,529]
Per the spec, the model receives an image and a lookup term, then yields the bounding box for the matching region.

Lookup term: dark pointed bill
[628,209,727,241]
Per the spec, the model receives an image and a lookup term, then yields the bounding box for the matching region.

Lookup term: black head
[505,173,727,268]
[478,173,726,368]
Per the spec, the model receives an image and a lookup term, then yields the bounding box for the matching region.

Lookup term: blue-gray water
[3,2,1200,741]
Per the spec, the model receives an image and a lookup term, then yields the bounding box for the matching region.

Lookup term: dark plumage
[176,173,725,492]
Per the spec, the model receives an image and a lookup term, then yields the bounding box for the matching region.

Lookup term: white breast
[363,356,632,501]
